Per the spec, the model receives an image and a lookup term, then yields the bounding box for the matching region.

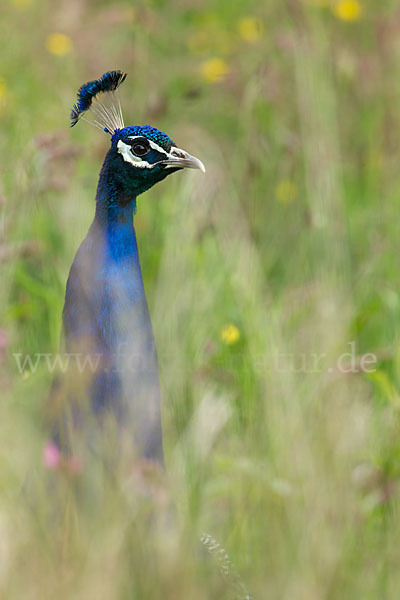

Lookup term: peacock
[48,70,205,465]
[45,71,253,600]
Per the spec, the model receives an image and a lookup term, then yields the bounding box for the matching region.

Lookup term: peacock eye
[131,141,150,157]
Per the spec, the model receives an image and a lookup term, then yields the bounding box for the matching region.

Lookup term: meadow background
[2,0,400,597]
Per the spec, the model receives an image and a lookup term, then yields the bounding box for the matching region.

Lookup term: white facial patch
[129,136,169,157]
[117,137,205,172]
[117,135,174,170]
[117,140,157,169]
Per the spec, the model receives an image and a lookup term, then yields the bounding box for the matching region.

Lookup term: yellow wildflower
[0,78,8,114]
[238,17,264,43]
[0,79,7,101]
[275,180,297,204]
[125,6,136,23]
[333,0,362,21]
[200,58,229,83]
[221,324,240,346]
[45,33,73,57]
[12,0,32,7]
[367,148,383,170]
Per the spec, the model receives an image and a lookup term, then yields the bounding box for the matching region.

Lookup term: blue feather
[70,70,127,127]
[112,125,175,152]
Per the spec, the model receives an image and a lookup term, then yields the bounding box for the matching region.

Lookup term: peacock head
[108,124,204,196]
[70,71,205,197]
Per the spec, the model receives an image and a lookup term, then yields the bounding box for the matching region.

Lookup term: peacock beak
[162,147,206,173]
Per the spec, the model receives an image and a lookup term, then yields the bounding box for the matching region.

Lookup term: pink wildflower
[43,442,61,469]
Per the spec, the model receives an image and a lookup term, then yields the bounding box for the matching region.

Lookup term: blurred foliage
[2,0,400,598]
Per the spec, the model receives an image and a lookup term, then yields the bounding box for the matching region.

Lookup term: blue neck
[60,147,163,461]
[93,158,139,263]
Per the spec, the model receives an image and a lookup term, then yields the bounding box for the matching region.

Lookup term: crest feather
[70,70,127,133]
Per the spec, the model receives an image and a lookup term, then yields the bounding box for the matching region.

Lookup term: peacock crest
[70,70,127,134]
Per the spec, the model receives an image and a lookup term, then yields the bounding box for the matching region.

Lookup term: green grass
[2,0,400,597]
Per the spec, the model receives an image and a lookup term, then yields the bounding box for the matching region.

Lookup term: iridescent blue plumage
[50,72,204,464]
[112,125,174,152]
[70,70,126,128]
